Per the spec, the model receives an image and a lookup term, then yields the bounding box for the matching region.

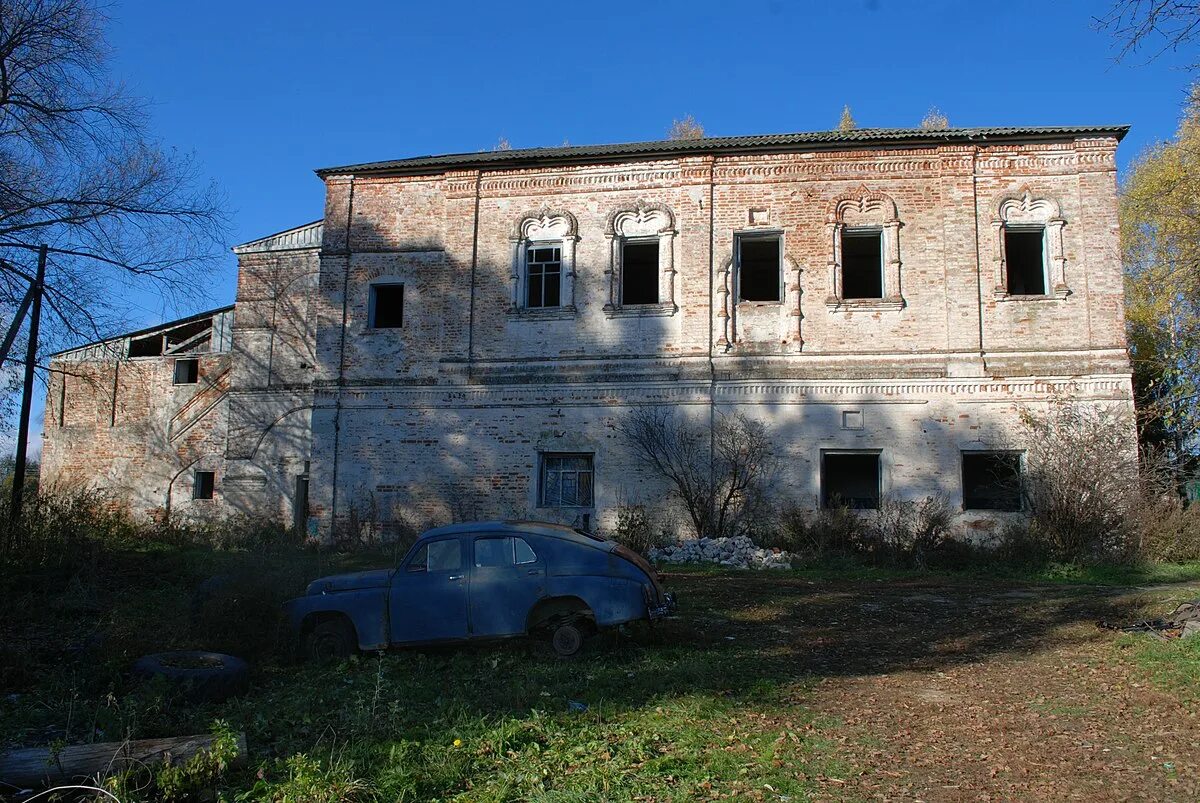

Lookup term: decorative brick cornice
[312,375,1133,410]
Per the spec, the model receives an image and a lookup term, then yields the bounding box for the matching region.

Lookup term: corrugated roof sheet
[315,125,1129,177]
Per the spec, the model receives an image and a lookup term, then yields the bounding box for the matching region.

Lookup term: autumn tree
[667,115,705,141]
[1121,83,1200,461]
[0,0,226,357]
[837,105,857,131]
[919,106,950,130]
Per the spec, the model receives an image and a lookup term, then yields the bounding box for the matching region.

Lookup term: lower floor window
[540,453,594,507]
[193,470,215,500]
[962,452,1023,511]
[822,451,880,510]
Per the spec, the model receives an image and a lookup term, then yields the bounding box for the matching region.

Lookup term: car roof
[417,520,613,549]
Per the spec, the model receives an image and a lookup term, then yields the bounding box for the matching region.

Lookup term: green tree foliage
[1121,84,1200,460]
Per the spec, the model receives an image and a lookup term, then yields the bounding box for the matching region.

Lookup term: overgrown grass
[1118,634,1200,704]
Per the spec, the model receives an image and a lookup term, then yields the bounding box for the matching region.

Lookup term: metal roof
[315,125,1129,177]
[232,219,324,254]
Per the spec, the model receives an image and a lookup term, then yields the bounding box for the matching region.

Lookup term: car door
[388,536,469,644]
[468,535,545,637]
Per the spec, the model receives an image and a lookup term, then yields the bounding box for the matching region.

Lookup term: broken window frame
[368,282,405,329]
[539,452,595,508]
[839,227,886,300]
[173,358,199,385]
[961,450,1024,511]
[820,449,882,510]
[735,232,783,303]
[193,470,215,500]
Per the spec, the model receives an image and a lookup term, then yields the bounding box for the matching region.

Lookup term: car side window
[406,539,462,573]
[514,537,537,565]
[473,536,539,567]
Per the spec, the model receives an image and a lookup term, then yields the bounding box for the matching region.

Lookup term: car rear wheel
[305,617,357,662]
[551,621,584,658]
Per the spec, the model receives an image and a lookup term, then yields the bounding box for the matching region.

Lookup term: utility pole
[9,244,46,525]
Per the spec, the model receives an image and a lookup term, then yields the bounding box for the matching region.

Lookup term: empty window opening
[737,236,781,302]
[621,241,659,305]
[193,470,215,500]
[526,244,562,308]
[164,319,212,353]
[173,358,198,385]
[128,334,163,357]
[369,283,404,328]
[962,452,1022,511]
[1005,228,1046,295]
[842,229,884,299]
[822,452,881,510]
[540,453,594,507]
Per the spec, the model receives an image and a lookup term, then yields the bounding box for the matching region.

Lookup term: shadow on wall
[316,216,1027,544]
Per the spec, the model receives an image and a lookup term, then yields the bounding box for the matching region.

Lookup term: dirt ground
[665,571,1200,802]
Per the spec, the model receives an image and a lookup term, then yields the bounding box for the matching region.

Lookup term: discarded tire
[132,651,249,702]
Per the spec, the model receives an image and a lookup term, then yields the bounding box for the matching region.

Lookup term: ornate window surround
[991,187,1070,301]
[509,207,579,319]
[603,200,678,317]
[715,241,803,351]
[824,186,905,311]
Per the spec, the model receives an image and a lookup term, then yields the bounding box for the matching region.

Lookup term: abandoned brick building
[41,125,1137,538]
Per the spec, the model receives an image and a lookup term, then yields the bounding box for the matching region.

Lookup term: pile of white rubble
[648,535,794,570]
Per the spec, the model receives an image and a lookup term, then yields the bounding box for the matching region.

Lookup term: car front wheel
[305,617,357,662]
[551,621,584,658]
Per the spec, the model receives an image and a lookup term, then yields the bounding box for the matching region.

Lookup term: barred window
[526,245,562,308]
[539,453,594,507]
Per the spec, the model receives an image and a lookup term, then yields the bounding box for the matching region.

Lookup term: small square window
[621,241,659,305]
[822,451,880,510]
[540,453,594,507]
[962,452,1022,511]
[369,284,404,328]
[842,230,884,299]
[737,235,781,302]
[526,244,562,308]
[193,470,215,500]
[1004,228,1046,295]
[173,358,198,385]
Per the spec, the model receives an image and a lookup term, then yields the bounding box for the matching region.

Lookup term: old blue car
[283,520,676,659]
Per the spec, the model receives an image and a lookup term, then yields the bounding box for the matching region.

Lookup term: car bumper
[648,591,677,620]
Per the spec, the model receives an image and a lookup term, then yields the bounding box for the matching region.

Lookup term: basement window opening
[1004,228,1047,295]
[621,240,659,305]
[737,235,782,302]
[193,470,215,500]
[841,229,884,299]
[369,283,404,329]
[822,451,881,510]
[526,244,562,308]
[962,452,1022,511]
[173,358,199,385]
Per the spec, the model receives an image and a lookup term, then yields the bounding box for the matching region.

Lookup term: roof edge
[315,125,1130,178]
[232,219,324,254]
[49,304,236,359]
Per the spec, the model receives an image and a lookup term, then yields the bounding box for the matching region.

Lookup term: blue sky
[14,0,1199,458]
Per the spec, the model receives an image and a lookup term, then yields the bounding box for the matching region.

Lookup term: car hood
[306,569,391,595]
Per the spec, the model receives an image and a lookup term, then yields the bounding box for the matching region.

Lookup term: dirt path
[671,573,1200,801]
